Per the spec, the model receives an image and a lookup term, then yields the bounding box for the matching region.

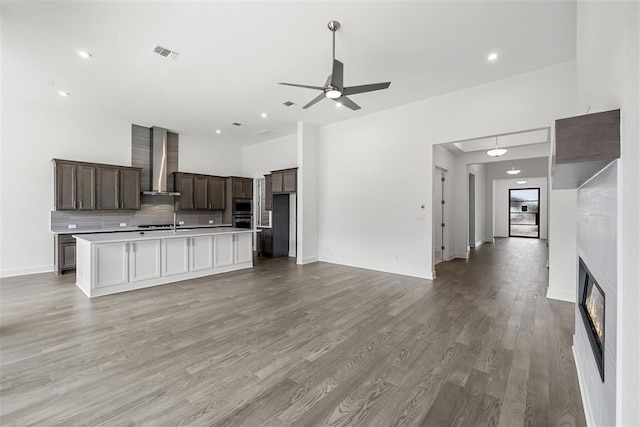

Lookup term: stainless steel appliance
[232,199,252,215]
[233,215,252,229]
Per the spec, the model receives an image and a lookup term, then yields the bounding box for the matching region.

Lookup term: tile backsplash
[51,195,223,232]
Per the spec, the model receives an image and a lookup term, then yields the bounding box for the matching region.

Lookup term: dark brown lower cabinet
[259,227,273,257]
[54,234,76,274]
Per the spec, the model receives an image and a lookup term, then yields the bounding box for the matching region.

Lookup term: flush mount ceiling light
[486,136,507,157]
[77,50,92,59]
[488,52,498,61]
[517,179,528,184]
[57,90,70,97]
[506,162,521,175]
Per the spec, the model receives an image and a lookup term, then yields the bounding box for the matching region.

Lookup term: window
[256,178,271,227]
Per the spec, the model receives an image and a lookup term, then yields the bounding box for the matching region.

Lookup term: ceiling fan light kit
[278,20,391,111]
[486,136,507,157]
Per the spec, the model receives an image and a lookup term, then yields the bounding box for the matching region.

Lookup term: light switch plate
[68,224,76,229]
[209,220,213,224]
[179,221,184,225]
[120,223,126,227]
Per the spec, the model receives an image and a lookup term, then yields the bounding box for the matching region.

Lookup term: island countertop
[73,227,260,244]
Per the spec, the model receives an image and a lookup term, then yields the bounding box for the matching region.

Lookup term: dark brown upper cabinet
[553,109,620,189]
[271,168,298,194]
[54,159,140,211]
[119,168,141,210]
[174,173,195,210]
[264,174,273,211]
[194,175,208,210]
[96,167,120,210]
[175,172,227,210]
[230,177,253,199]
[208,177,226,210]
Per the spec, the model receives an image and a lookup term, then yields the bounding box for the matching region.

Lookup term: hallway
[1,238,585,426]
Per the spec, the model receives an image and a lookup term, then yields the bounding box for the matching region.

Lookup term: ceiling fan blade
[279,83,324,91]
[330,60,344,90]
[343,82,391,96]
[336,96,361,111]
[303,92,327,109]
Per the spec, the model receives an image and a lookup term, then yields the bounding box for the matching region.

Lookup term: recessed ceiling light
[216,129,221,134]
[261,113,267,118]
[517,179,527,184]
[336,102,342,108]
[488,52,498,61]
[57,90,70,97]
[77,51,92,59]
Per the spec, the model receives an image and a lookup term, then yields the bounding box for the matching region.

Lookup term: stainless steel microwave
[232,199,252,214]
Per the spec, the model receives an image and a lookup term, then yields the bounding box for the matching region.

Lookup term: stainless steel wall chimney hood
[142,126,181,196]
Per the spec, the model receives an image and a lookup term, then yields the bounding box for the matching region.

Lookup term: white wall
[0,99,133,276]
[241,133,297,178]
[467,164,486,247]
[318,62,576,279]
[575,1,640,425]
[179,134,242,177]
[547,189,578,302]
[297,122,319,265]
[493,177,548,240]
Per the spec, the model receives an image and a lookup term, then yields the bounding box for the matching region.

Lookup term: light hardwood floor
[0,238,585,426]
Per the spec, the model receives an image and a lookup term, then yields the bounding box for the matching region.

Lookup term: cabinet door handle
[79,200,83,209]
[125,243,129,253]
[209,203,211,210]
[132,242,135,252]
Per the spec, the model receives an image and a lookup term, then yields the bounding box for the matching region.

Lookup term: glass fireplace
[578,258,605,381]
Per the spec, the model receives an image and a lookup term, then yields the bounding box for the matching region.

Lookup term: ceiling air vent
[283,101,295,107]
[231,122,242,127]
[152,45,179,60]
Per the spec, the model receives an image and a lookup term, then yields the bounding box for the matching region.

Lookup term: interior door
[509,188,540,238]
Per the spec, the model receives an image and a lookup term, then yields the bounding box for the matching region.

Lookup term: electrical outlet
[120,223,127,227]
[208,220,213,224]
[68,224,76,229]
[179,221,184,225]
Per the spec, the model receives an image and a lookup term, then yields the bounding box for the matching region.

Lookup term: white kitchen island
[74,227,258,298]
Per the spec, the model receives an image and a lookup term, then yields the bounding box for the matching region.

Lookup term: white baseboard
[296,256,319,265]
[546,287,576,303]
[0,264,53,278]
[572,345,594,427]
[453,252,469,259]
[318,255,434,280]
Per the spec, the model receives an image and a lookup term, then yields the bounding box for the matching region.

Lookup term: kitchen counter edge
[73,227,260,244]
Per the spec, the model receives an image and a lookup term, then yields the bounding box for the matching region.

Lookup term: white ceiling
[1,1,577,146]
[448,127,550,154]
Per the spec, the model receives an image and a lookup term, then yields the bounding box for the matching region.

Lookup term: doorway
[509,188,540,238]
[469,173,476,247]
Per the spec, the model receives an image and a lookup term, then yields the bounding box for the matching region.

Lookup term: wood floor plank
[0,238,585,427]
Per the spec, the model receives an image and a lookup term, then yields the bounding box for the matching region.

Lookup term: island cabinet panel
[120,168,141,210]
[96,167,120,210]
[74,230,256,297]
[94,242,129,288]
[194,176,208,210]
[162,238,190,276]
[208,177,226,210]
[235,233,253,264]
[60,237,76,270]
[214,234,235,268]
[129,240,161,282]
[55,161,77,210]
[190,236,214,272]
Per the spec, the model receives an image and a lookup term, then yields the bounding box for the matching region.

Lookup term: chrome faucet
[173,212,177,233]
